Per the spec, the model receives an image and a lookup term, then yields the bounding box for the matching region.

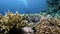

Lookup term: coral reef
[0,0,60,34]
[35,17,60,34]
[0,11,28,34]
[0,11,60,34]
[40,0,60,19]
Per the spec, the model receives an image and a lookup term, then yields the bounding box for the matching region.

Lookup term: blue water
[0,0,48,15]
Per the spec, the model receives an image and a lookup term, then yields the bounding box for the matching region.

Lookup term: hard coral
[0,12,28,34]
[35,17,60,34]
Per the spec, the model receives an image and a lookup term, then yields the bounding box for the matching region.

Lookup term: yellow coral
[0,12,28,33]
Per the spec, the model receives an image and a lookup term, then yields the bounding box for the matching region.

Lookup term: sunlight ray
[20,0,27,7]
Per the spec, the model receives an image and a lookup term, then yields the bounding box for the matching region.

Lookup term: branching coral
[0,12,28,34]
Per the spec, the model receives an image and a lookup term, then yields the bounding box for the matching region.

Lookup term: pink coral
[22,27,34,34]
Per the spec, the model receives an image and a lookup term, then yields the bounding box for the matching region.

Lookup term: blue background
[0,0,48,15]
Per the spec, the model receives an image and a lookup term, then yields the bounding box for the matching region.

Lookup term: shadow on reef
[8,28,25,34]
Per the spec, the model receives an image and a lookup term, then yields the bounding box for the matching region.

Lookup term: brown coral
[0,12,28,34]
[35,17,60,34]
